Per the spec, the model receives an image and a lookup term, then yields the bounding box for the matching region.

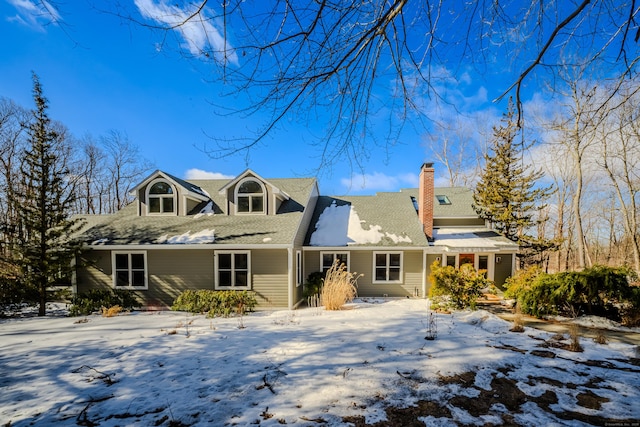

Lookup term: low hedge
[505,265,639,320]
[69,289,140,316]
[171,290,257,318]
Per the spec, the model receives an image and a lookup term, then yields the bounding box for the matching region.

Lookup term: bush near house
[303,271,324,299]
[69,289,140,316]
[171,290,257,318]
[505,265,639,322]
[429,261,492,310]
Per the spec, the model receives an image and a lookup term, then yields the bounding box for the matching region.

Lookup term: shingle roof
[77,177,317,246]
[399,187,477,218]
[304,192,429,247]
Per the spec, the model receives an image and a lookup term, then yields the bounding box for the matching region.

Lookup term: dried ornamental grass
[321,260,361,310]
[101,305,122,317]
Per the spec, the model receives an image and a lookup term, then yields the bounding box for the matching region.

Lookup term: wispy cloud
[7,0,61,31]
[134,0,238,65]
[184,168,234,180]
[340,172,419,194]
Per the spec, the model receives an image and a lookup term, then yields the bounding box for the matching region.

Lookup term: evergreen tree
[17,74,81,316]
[473,99,555,266]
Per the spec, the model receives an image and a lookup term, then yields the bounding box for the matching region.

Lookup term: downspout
[287,247,293,309]
[422,249,427,299]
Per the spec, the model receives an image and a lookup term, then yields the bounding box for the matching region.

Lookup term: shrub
[504,266,543,301]
[507,265,639,320]
[171,290,257,318]
[0,260,39,313]
[321,260,360,310]
[429,261,491,309]
[69,289,140,316]
[303,271,324,298]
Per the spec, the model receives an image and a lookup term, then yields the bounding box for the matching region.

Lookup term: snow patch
[193,201,215,219]
[309,201,412,246]
[0,300,638,426]
[156,229,215,244]
[433,228,513,249]
[90,238,109,245]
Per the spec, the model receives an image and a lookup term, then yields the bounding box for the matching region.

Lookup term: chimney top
[422,162,434,169]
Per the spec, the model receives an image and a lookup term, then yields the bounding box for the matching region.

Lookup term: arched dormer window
[235,178,265,214]
[147,180,176,214]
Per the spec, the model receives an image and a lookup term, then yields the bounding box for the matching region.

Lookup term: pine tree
[473,99,555,266]
[17,74,81,316]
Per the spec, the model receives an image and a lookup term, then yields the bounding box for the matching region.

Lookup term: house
[74,164,518,309]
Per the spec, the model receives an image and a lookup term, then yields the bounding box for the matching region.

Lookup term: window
[374,252,402,283]
[147,180,175,214]
[446,255,456,267]
[436,195,451,205]
[478,255,489,277]
[478,255,488,270]
[235,179,265,214]
[320,252,349,275]
[296,250,303,287]
[215,251,251,290]
[113,252,147,289]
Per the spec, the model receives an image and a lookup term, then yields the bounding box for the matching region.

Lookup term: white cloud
[7,0,61,31]
[340,172,419,193]
[134,0,238,64]
[184,168,234,180]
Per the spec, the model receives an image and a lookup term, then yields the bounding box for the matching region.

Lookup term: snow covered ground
[1,299,639,426]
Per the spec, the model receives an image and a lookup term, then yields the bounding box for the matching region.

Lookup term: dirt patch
[341,365,636,427]
[576,390,610,410]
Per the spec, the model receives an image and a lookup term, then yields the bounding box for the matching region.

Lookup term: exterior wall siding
[425,253,441,295]
[77,248,291,309]
[494,253,514,287]
[303,249,425,298]
[251,249,289,307]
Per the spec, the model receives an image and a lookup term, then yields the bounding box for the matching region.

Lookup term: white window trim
[214,250,252,290]
[296,250,303,287]
[112,251,148,290]
[146,179,177,216]
[372,251,403,284]
[320,251,350,273]
[234,177,266,215]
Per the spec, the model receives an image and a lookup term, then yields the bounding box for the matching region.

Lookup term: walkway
[478,301,640,346]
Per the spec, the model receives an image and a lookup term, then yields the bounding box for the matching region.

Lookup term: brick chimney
[418,162,434,239]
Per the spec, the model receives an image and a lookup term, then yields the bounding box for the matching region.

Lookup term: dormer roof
[131,170,210,202]
[218,168,290,201]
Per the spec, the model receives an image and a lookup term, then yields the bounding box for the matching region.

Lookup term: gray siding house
[74,164,518,309]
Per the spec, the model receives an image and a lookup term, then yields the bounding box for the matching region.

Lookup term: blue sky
[0,1,512,195]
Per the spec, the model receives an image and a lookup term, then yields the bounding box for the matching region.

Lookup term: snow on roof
[433,228,515,250]
[156,229,215,244]
[193,201,215,219]
[309,201,411,246]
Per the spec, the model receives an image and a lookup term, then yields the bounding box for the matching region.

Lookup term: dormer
[131,170,211,217]
[219,169,290,216]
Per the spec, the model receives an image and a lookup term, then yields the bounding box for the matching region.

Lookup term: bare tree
[552,67,602,270]
[100,1,640,163]
[102,130,152,212]
[597,84,640,272]
[426,115,487,187]
[0,99,28,261]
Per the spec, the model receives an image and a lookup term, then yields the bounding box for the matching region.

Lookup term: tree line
[0,74,152,315]
[464,77,640,276]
